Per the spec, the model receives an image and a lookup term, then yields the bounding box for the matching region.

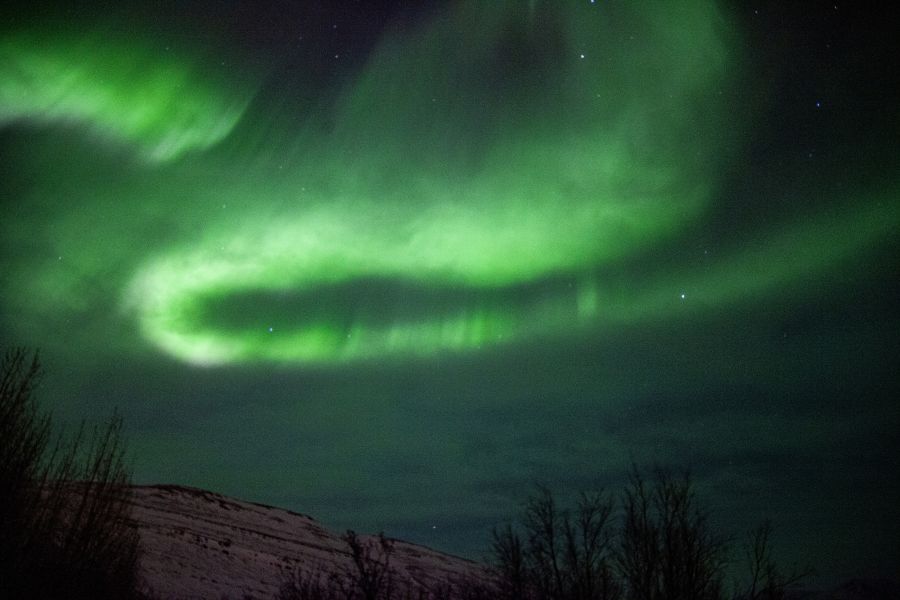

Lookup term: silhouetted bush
[346,531,399,600]
[278,531,400,600]
[278,529,493,600]
[0,347,145,599]
[277,569,348,600]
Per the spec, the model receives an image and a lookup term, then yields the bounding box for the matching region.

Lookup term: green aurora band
[1,29,254,162]
[1,1,897,366]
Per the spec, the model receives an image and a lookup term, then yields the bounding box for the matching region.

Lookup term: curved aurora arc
[3,1,897,366]
[126,0,734,365]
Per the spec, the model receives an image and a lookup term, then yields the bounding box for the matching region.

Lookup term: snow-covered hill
[129,485,486,599]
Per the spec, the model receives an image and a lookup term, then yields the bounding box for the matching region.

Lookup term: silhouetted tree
[0,347,144,599]
[490,470,807,600]
[617,466,727,600]
[737,521,812,600]
[491,523,530,599]
[278,466,810,600]
[490,485,620,600]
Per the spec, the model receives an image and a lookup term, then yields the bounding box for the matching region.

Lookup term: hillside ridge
[130,484,486,599]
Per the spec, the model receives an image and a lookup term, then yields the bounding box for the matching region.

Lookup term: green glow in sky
[2,0,899,581]
[1,0,896,366]
[125,0,736,365]
[0,30,253,161]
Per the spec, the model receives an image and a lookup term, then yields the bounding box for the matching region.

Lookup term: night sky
[1,0,898,585]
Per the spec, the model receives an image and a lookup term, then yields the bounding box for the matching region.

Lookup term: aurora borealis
[1,0,898,585]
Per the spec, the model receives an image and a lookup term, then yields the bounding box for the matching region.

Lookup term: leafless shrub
[0,347,144,599]
[279,529,496,600]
